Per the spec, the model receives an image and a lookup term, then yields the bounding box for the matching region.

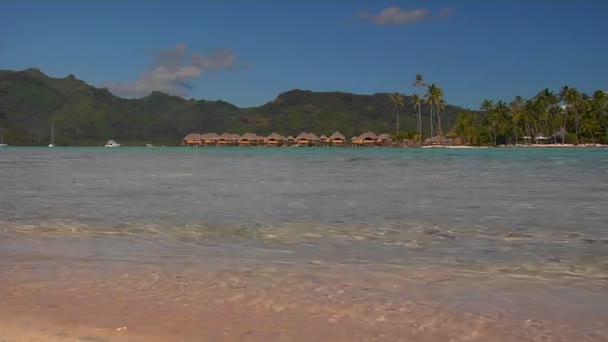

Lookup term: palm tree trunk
[395,107,399,137]
[551,112,557,144]
[575,108,580,142]
[437,110,442,138]
[429,105,434,140]
[418,106,422,142]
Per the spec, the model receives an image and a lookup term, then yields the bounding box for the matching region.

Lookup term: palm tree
[560,86,581,142]
[481,99,495,144]
[412,74,426,141]
[435,91,446,137]
[494,100,510,145]
[389,93,405,137]
[509,96,525,145]
[481,99,494,114]
[425,83,444,140]
[425,86,434,139]
[537,89,559,144]
[412,94,421,140]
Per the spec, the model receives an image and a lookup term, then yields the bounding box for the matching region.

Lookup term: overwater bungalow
[254,134,266,145]
[377,133,392,145]
[308,133,321,146]
[358,132,378,145]
[319,134,329,144]
[296,132,311,146]
[183,133,202,146]
[201,133,219,146]
[329,132,346,146]
[265,132,286,146]
[217,133,240,146]
[230,133,241,145]
[351,136,359,146]
[239,133,259,146]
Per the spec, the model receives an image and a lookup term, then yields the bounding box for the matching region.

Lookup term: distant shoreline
[1,144,607,149]
[423,144,608,149]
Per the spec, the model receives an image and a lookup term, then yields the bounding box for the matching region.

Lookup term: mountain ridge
[0,69,467,145]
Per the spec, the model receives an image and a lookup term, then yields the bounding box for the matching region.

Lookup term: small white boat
[104,140,121,147]
[145,143,154,147]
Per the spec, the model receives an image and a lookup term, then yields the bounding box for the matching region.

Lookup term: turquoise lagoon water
[1,147,607,339]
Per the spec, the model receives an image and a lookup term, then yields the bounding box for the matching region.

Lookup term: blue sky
[1,1,607,109]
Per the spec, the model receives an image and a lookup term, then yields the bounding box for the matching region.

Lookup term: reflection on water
[1,147,608,340]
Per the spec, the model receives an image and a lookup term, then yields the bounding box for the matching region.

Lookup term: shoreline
[1,235,607,341]
[1,144,607,149]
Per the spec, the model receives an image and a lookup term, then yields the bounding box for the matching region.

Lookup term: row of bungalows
[183,131,350,147]
[183,131,405,147]
[350,132,394,146]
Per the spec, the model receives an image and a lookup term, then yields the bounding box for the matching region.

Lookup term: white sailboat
[48,123,55,147]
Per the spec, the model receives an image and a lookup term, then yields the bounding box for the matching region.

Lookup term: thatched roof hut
[266,133,286,145]
[296,132,311,146]
[200,133,219,144]
[183,133,202,146]
[351,136,359,143]
[377,133,392,143]
[184,133,201,140]
[239,133,259,145]
[217,132,231,141]
[320,134,328,142]
[217,132,239,145]
[329,132,346,140]
[308,133,321,142]
[266,132,286,141]
[358,131,378,144]
[359,131,377,140]
[254,134,266,143]
[329,131,346,145]
[286,135,295,142]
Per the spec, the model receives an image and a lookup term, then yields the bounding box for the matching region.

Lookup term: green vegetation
[412,74,426,143]
[0,69,466,146]
[451,88,608,145]
[389,93,405,137]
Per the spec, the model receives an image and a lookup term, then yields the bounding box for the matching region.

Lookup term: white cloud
[356,6,454,26]
[357,6,429,25]
[105,44,238,98]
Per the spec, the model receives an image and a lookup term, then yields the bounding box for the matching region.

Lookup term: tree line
[389,75,608,145]
[455,88,608,145]
[390,74,446,143]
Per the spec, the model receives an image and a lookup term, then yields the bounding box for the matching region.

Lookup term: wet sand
[1,236,607,341]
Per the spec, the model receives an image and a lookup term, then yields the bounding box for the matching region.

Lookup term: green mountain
[0,69,467,145]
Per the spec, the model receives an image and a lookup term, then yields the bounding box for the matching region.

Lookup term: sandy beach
[1,232,607,342]
[1,251,605,342]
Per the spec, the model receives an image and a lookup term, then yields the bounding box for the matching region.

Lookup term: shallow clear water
[2,147,608,270]
[1,147,608,340]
